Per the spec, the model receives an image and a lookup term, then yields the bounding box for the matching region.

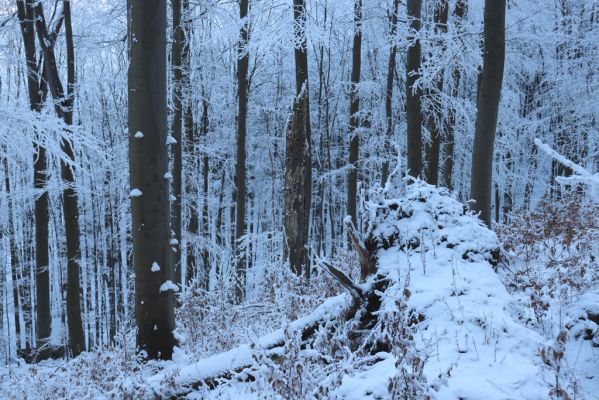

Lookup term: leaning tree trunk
[128,0,175,360]
[470,0,505,227]
[16,0,51,349]
[406,0,423,178]
[381,0,399,186]
[347,0,362,230]
[234,0,250,302]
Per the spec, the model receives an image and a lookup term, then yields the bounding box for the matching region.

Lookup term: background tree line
[0,0,596,361]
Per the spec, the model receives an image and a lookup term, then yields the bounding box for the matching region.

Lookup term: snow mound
[335,179,547,399]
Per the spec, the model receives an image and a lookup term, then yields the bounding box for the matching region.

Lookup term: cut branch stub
[345,218,377,281]
[321,261,364,300]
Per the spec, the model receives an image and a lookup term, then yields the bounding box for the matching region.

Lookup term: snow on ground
[1,179,596,399]
[335,180,548,399]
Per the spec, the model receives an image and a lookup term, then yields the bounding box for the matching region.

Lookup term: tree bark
[406,0,423,177]
[287,0,312,277]
[170,0,183,285]
[234,0,250,302]
[284,88,309,276]
[381,0,399,186]
[470,0,505,227]
[441,0,467,191]
[425,0,448,187]
[347,0,362,228]
[16,0,51,348]
[128,0,175,360]
[33,0,85,357]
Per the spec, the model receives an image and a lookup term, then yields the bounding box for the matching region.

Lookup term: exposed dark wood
[284,87,310,276]
[320,261,364,300]
[345,218,376,281]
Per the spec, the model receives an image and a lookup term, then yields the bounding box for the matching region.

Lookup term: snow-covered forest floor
[1,180,597,399]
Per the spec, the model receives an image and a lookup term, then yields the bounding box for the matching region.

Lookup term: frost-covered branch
[534,138,599,199]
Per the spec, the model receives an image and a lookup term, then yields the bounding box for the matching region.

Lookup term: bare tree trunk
[406,0,423,177]
[234,0,250,302]
[441,0,466,191]
[200,101,210,289]
[425,0,448,186]
[381,0,399,186]
[470,0,505,227]
[181,0,200,288]
[171,0,184,285]
[286,0,312,277]
[33,0,85,357]
[4,157,24,349]
[16,0,51,348]
[284,88,309,276]
[347,0,362,228]
[128,0,175,360]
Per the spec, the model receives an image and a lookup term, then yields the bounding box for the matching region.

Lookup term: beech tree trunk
[425,0,448,186]
[381,0,399,186]
[441,0,467,191]
[347,0,362,228]
[234,0,250,302]
[33,0,85,357]
[180,0,201,288]
[406,0,423,178]
[16,0,51,348]
[128,0,175,360]
[171,0,183,285]
[62,1,85,357]
[470,0,505,226]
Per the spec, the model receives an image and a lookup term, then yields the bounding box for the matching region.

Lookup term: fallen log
[147,294,352,398]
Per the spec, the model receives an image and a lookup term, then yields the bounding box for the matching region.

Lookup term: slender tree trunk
[425,0,448,186]
[406,0,423,177]
[181,0,199,288]
[171,0,184,285]
[16,0,51,348]
[235,0,249,302]
[381,0,399,186]
[470,0,505,227]
[441,0,466,191]
[128,0,175,360]
[4,158,23,349]
[347,0,362,228]
[33,1,85,356]
[200,100,210,289]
